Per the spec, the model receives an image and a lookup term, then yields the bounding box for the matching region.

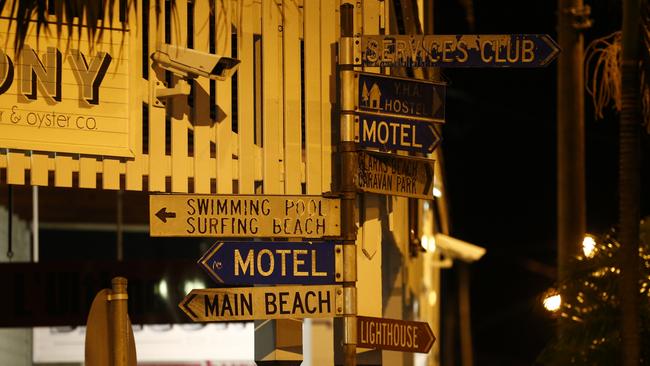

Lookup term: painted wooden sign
[357,316,436,353]
[360,34,560,68]
[357,151,434,199]
[355,113,441,154]
[149,194,341,238]
[0,15,135,156]
[179,285,344,322]
[198,241,340,285]
[356,72,445,122]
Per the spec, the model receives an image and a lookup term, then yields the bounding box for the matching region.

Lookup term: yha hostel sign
[0,18,135,157]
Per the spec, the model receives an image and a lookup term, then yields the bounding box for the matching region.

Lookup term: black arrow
[424,161,435,196]
[426,125,442,154]
[155,207,176,223]
[539,34,561,66]
[180,293,197,319]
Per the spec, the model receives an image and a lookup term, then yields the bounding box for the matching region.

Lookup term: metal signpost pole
[110,277,129,366]
[340,3,357,366]
[557,0,589,340]
[557,0,588,286]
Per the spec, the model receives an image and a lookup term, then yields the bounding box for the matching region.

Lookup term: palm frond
[0,0,136,52]
[585,31,622,120]
[642,0,650,133]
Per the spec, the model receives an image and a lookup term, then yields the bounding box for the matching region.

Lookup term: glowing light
[428,291,437,306]
[157,279,169,299]
[433,187,442,198]
[184,279,205,295]
[543,294,562,312]
[583,235,597,258]
[421,234,436,252]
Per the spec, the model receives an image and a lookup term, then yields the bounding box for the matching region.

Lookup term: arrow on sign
[357,151,435,200]
[356,72,446,122]
[537,34,561,66]
[198,241,338,285]
[149,194,341,238]
[356,114,441,154]
[179,285,344,322]
[180,293,197,318]
[361,34,561,68]
[425,124,441,153]
[357,316,436,353]
[424,154,435,193]
[155,207,176,223]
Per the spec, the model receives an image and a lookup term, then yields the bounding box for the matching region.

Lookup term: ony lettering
[0,46,112,105]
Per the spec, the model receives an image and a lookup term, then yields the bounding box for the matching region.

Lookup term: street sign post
[356,72,445,122]
[198,241,340,285]
[355,113,441,154]
[179,285,344,322]
[149,194,341,238]
[357,151,434,199]
[357,316,436,354]
[360,34,560,68]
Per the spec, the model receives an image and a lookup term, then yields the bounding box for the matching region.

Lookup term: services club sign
[0,17,135,157]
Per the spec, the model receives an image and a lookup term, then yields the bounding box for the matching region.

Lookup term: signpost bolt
[564,5,593,30]
[337,289,342,295]
[336,273,341,279]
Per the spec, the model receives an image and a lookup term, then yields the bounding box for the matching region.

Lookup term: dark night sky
[434,0,646,364]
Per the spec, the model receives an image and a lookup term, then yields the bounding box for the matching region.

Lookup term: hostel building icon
[361,82,382,110]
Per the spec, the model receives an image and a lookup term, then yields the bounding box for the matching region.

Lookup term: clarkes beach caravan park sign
[357,151,434,200]
[0,17,134,157]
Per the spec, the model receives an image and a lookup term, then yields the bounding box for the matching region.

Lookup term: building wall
[0,206,32,365]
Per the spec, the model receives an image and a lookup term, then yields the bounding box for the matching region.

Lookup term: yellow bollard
[85,277,137,366]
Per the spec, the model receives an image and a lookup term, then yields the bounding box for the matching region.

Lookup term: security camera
[434,233,486,263]
[151,44,240,81]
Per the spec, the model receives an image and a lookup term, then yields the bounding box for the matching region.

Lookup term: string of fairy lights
[543,229,650,314]
[537,219,650,364]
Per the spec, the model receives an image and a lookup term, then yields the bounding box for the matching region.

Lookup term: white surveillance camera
[151,44,240,81]
[434,233,486,263]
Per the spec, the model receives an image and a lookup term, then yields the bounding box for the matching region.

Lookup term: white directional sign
[179,285,344,322]
[150,194,341,238]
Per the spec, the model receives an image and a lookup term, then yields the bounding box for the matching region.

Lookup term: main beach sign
[0,18,135,157]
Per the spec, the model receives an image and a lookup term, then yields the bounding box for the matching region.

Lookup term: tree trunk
[619,0,641,365]
[556,0,586,338]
